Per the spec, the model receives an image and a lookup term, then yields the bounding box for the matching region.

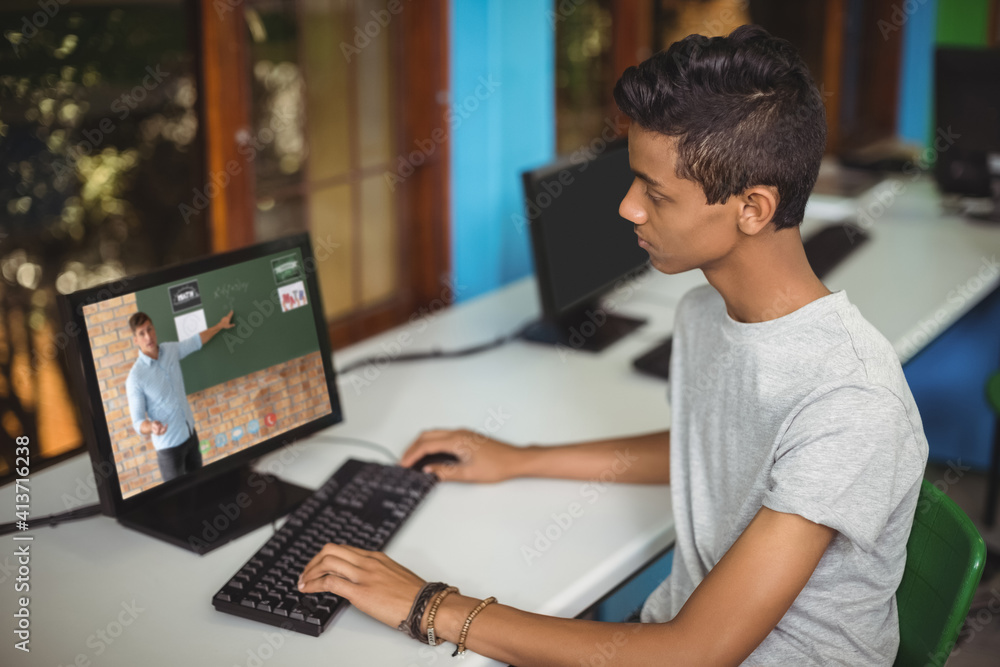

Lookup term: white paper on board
[175,309,208,340]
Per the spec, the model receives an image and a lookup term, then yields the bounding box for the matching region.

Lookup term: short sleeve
[177,333,202,359]
[762,384,922,553]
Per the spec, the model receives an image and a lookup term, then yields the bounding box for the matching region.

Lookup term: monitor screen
[61,233,342,507]
[523,139,649,317]
[934,47,1000,198]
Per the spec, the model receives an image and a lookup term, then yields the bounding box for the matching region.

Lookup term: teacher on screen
[125,310,235,482]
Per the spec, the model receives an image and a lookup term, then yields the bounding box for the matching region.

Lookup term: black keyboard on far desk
[631,223,870,380]
[212,459,437,636]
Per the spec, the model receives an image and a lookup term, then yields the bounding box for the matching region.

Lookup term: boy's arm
[299,506,835,666]
[401,429,670,485]
[517,430,671,484]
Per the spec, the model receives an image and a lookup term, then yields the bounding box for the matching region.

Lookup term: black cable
[334,320,533,376]
[0,503,102,536]
[308,435,399,464]
[0,438,398,537]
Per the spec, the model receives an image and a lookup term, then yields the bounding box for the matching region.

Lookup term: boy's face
[620,125,743,275]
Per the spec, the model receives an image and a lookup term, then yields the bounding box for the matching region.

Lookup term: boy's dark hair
[128,312,152,333]
[613,25,826,229]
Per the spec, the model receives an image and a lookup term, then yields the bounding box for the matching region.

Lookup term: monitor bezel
[933,46,1000,198]
[521,138,647,319]
[58,232,344,518]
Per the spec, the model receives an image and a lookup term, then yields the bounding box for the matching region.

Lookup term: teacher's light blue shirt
[125,335,202,451]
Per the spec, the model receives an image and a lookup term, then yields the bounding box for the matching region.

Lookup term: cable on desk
[262,435,399,535]
[0,503,102,536]
[308,435,399,464]
[334,321,533,376]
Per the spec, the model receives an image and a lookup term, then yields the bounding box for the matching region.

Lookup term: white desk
[5,176,1000,667]
[0,276,677,667]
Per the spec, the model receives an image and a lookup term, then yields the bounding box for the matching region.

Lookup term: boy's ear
[736,185,779,236]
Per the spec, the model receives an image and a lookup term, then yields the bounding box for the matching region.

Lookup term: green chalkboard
[134,248,321,394]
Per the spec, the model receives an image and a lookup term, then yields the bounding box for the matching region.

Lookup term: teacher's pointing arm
[200,310,235,346]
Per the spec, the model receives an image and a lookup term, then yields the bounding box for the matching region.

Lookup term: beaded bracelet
[398,582,448,642]
[425,586,459,646]
[452,596,497,657]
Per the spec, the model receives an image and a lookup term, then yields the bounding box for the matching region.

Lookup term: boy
[299,25,928,666]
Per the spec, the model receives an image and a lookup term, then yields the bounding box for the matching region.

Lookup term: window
[0,0,208,478]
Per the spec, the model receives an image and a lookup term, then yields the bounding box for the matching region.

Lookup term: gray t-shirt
[640,285,928,666]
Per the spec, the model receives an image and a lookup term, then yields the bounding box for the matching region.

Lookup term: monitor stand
[520,303,645,353]
[117,464,312,555]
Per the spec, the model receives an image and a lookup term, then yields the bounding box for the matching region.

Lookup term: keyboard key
[212,459,437,637]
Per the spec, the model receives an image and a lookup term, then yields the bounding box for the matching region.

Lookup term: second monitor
[521,138,649,352]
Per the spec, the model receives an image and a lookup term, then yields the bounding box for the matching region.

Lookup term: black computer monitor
[934,47,1000,218]
[58,233,343,554]
[520,138,649,352]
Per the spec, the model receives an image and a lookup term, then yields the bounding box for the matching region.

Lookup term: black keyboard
[212,459,437,636]
[802,222,869,280]
[632,336,673,380]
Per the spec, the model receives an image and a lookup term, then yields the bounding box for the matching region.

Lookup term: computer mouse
[409,452,460,471]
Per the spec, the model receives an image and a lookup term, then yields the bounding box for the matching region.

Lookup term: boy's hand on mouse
[401,429,524,483]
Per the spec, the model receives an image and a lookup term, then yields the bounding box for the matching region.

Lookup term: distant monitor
[934,47,1000,218]
[59,233,343,554]
[520,139,649,351]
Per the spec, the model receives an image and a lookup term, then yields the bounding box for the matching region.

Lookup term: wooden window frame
[198,0,450,350]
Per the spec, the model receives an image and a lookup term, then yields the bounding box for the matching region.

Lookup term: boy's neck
[702,226,831,324]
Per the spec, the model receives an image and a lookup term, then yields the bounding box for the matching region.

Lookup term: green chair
[894,480,987,667]
[984,370,1000,526]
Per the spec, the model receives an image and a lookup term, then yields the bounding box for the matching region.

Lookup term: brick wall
[82,298,333,499]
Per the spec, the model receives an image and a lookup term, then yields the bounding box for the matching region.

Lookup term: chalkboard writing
[133,248,321,394]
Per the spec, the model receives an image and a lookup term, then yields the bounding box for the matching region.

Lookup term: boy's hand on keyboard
[401,429,523,483]
[297,544,424,629]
